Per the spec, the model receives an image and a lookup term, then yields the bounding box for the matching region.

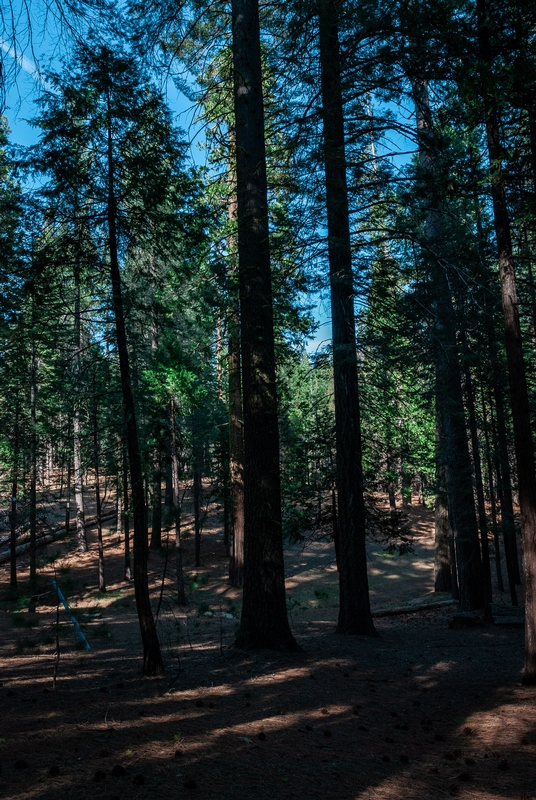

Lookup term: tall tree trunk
[412,77,484,611]
[231,0,298,650]
[527,113,536,346]
[401,454,412,510]
[92,376,105,593]
[65,454,71,536]
[116,479,122,539]
[73,262,87,553]
[386,445,398,529]
[59,431,65,500]
[332,492,340,565]
[73,412,86,551]
[192,411,203,569]
[489,393,518,602]
[318,0,376,636]
[122,439,132,581]
[434,397,452,593]
[29,336,37,594]
[481,382,504,593]
[463,360,493,616]
[106,102,163,676]
[487,322,522,596]
[227,190,245,588]
[223,454,231,557]
[164,460,173,510]
[149,310,162,552]
[171,398,187,606]
[491,368,521,604]
[150,453,162,550]
[478,0,536,683]
[450,516,460,601]
[45,441,52,492]
[9,406,19,589]
[476,185,520,596]
[434,390,457,599]
[435,273,484,612]
[434,479,452,592]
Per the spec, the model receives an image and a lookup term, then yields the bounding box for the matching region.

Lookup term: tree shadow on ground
[0,605,534,800]
[1,502,533,800]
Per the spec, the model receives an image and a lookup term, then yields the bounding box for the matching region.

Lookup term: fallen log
[0,508,115,548]
[0,511,116,565]
[372,598,457,618]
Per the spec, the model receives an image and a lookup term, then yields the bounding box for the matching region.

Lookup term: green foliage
[190,573,209,589]
[279,350,336,543]
[141,364,204,410]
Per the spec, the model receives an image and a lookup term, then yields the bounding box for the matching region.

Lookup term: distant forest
[1,0,536,683]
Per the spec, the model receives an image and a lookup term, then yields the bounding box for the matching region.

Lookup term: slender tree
[477,0,536,683]
[101,54,164,675]
[411,77,485,612]
[318,0,376,636]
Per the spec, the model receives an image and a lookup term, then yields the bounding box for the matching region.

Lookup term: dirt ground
[0,492,534,800]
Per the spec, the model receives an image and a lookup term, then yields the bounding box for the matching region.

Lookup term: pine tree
[231,0,299,650]
[28,42,201,675]
[318,0,376,636]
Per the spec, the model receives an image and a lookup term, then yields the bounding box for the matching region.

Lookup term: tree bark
[107,100,163,676]
[412,76,484,611]
[463,359,492,616]
[227,189,245,588]
[228,301,245,587]
[480,382,504,593]
[449,512,460,601]
[477,0,536,683]
[150,452,162,550]
[434,482,452,592]
[386,446,398,529]
[193,412,203,569]
[116,479,122,538]
[92,376,105,593]
[29,335,37,593]
[149,308,162,552]
[487,321,521,597]
[231,0,299,650]
[73,412,86,551]
[401,459,412,510]
[73,261,87,553]
[434,399,452,592]
[122,439,132,581]
[318,0,376,636]
[170,399,187,606]
[9,406,19,589]
[65,453,71,536]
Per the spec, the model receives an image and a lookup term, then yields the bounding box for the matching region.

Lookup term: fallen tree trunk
[372,599,456,618]
[0,511,115,564]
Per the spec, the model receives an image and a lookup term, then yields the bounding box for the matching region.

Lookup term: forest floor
[0,491,534,800]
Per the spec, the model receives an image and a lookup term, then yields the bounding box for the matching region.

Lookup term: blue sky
[2,38,206,161]
[4,69,42,148]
